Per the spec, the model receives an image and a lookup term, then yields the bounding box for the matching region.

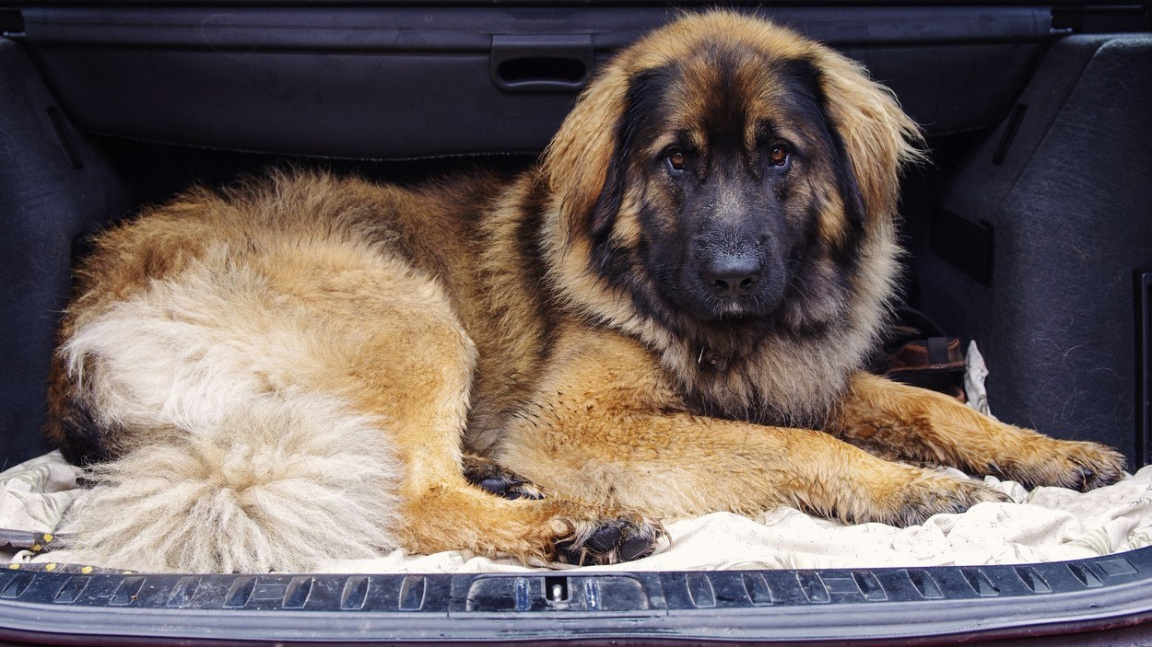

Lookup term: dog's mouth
[703,295,783,322]
[717,299,774,320]
[674,281,787,325]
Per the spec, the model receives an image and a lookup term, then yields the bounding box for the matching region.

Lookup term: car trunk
[0,1,1150,644]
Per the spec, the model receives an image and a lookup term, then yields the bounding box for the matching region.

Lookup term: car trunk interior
[0,2,1150,644]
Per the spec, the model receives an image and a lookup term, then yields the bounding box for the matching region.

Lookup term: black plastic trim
[15,5,1058,50]
[1,549,1152,644]
[992,103,1028,165]
[490,34,593,92]
[0,9,23,36]
[930,206,995,286]
[0,0,1144,6]
[7,5,1056,158]
[1053,4,1151,33]
[1138,270,1152,469]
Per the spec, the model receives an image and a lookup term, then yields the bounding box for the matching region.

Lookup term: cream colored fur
[59,253,402,572]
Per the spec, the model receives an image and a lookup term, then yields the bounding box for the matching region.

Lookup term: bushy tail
[60,393,402,573]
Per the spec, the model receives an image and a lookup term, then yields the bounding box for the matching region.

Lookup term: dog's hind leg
[54,232,661,571]
[338,274,663,565]
[244,244,665,567]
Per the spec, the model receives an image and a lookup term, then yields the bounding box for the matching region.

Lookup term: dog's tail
[60,393,402,573]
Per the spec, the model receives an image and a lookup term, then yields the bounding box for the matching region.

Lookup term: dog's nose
[703,254,761,298]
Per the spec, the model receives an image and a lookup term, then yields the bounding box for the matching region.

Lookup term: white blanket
[3,451,1151,573]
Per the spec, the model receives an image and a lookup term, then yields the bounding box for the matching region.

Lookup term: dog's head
[543,12,923,346]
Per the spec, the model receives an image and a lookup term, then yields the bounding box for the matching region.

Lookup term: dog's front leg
[828,372,1127,491]
[495,332,1005,527]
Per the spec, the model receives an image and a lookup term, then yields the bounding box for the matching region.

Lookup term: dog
[44,11,1126,573]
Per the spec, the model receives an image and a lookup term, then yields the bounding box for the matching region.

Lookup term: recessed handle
[490,34,593,92]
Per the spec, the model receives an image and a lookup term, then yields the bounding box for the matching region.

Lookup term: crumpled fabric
[2,451,1150,574]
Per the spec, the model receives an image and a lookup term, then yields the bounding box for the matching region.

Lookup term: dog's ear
[807,49,926,226]
[542,63,640,241]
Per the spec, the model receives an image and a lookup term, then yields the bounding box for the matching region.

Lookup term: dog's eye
[667,149,687,171]
[768,145,790,167]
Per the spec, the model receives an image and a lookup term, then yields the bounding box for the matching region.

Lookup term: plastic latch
[490,34,593,92]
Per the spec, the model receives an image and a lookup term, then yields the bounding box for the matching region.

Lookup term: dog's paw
[883,471,1010,527]
[993,439,1127,492]
[463,455,545,500]
[552,516,667,566]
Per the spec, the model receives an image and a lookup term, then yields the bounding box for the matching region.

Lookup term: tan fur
[50,173,663,572]
[829,373,1124,491]
[47,12,1124,573]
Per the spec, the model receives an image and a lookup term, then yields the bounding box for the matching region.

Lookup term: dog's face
[545,13,921,349]
[612,52,866,330]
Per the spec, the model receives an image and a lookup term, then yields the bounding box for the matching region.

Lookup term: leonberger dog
[45,12,1125,572]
